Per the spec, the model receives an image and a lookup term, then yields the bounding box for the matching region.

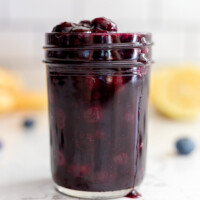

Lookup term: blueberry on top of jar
[91,17,117,32]
[79,20,92,28]
[52,17,118,33]
[52,22,75,33]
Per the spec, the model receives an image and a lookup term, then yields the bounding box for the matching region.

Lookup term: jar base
[55,184,132,199]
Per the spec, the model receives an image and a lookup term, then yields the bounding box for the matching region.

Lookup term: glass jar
[43,32,153,199]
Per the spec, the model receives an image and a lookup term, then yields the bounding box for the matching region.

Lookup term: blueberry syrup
[48,67,149,191]
[0,140,3,150]
[126,190,142,198]
[45,17,152,197]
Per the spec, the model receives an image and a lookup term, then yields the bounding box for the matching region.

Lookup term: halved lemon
[15,91,48,111]
[0,89,15,114]
[0,67,22,92]
[0,67,47,113]
[151,66,200,120]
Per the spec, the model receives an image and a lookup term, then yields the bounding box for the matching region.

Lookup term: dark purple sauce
[45,17,152,196]
[126,190,142,198]
[47,67,149,191]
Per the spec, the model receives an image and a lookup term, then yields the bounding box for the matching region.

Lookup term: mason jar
[43,32,153,199]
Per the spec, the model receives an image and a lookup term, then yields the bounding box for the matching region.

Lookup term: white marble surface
[0,109,200,200]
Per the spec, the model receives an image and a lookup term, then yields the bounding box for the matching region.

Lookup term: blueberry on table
[0,140,3,150]
[23,118,35,129]
[176,138,195,155]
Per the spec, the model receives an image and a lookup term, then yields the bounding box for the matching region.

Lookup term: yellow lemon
[0,67,22,92]
[151,66,200,120]
[0,67,47,113]
[0,67,21,114]
[15,91,48,111]
[0,89,15,114]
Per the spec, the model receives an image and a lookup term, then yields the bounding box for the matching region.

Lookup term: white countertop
[0,108,200,200]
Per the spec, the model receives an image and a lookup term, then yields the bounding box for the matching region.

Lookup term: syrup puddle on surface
[125,190,142,199]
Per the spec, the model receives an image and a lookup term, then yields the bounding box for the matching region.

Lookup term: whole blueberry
[52,22,74,33]
[0,140,3,150]
[92,28,107,33]
[79,20,92,28]
[176,138,195,155]
[23,119,35,129]
[91,17,118,32]
[71,26,91,33]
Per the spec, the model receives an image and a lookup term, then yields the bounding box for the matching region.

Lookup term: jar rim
[46,32,152,36]
[45,32,152,48]
[43,60,153,66]
[44,32,153,65]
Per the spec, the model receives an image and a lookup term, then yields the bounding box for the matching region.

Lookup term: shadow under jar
[43,32,153,199]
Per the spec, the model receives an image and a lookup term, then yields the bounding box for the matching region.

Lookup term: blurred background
[1,0,200,76]
[1,0,200,199]
[1,0,200,118]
